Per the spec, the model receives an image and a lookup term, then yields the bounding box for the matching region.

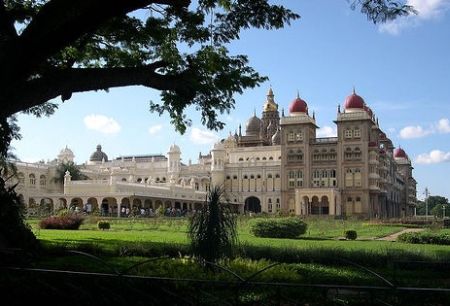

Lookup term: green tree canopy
[0,0,415,135]
[417,195,449,215]
[53,161,88,184]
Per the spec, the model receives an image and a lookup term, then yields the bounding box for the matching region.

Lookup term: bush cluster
[97,220,111,230]
[344,230,358,240]
[398,232,450,245]
[39,214,84,230]
[251,218,307,239]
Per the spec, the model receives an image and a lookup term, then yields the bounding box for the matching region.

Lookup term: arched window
[121,178,127,182]
[29,174,36,185]
[262,157,267,161]
[243,175,248,179]
[17,172,24,184]
[275,173,280,178]
[233,175,238,179]
[250,175,255,179]
[238,157,244,161]
[162,177,166,182]
[256,174,261,179]
[269,156,274,160]
[267,174,272,178]
[137,178,142,183]
[226,175,231,180]
[39,175,46,186]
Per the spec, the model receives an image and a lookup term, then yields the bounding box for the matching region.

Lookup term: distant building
[9,88,417,218]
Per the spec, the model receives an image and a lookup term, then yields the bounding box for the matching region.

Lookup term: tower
[261,87,280,144]
[210,142,226,187]
[167,144,181,180]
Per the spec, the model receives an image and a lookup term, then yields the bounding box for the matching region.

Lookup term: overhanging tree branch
[4,62,191,117]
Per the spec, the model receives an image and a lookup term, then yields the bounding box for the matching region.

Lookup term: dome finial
[296,90,300,99]
[352,86,356,95]
[267,85,274,97]
[253,108,256,116]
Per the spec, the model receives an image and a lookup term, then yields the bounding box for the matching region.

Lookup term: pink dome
[344,89,365,109]
[289,96,308,114]
[394,147,407,158]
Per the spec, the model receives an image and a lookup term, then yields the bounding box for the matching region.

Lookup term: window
[267,174,272,178]
[288,131,295,142]
[243,175,248,179]
[29,174,36,186]
[262,157,267,160]
[345,129,352,138]
[238,158,244,161]
[296,131,303,141]
[269,156,273,160]
[288,171,295,188]
[345,169,353,187]
[296,170,303,187]
[354,128,361,138]
[257,174,261,179]
[276,198,281,211]
[122,178,127,182]
[226,176,231,180]
[17,173,24,184]
[137,178,142,183]
[233,175,238,179]
[275,174,280,178]
[39,175,46,186]
[250,175,255,179]
[354,169,362,187]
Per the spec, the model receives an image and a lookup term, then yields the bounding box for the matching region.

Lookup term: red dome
[344,91,365,109]
[289,97,308,114]
[394,147,407,158]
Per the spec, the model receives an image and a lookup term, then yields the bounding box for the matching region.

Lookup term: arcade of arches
[294,188,341,216]
[21,194,208,217]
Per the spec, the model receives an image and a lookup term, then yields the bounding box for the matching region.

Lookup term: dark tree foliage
[0,172,40,254]
[0,0,414,134]
[350,0,416,23]
[53,161,88,184]
[188,186,237,264]
[416,196,449,215]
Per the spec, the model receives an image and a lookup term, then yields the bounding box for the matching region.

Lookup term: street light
[443,205,446,219]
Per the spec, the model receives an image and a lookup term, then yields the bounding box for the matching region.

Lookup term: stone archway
[86,197,98,214]
[320,196,330,215]
[101,197,117,216]
[39,198,54,215]
[244,196,261,213]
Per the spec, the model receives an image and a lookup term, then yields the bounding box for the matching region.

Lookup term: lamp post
[443,205,446,219]
[424,187,430,220]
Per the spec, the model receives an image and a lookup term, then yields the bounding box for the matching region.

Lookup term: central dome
[246,113,262,136]
[89,144,108,162]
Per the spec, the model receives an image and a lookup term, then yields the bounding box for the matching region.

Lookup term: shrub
[97,220,110,230]
[39,214,84,230]
[398,232,450,245]
[251,218,307,239]
[189,186,237,264]
[344,230,357,240]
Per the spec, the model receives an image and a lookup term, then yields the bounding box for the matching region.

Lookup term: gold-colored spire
[264,86,278,112]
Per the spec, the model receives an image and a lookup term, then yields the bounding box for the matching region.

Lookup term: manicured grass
[31,217,450,264]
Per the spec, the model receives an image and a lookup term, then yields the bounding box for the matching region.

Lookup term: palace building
[10,88,417,218]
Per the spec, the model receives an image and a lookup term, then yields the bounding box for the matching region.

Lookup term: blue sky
[11,0,450,199]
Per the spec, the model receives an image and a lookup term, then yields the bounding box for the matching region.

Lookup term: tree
[0,0,415,252]
[188,186,237,264]
[0,1,415,135]
[52,161,88,184]
[416,196,449,216]
[431,203,450,219]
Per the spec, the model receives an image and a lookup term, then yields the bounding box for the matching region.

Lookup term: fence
[1,249,450,306]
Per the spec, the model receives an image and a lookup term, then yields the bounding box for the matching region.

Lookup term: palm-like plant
[188,186,238,264]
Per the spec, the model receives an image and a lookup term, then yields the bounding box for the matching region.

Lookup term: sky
[11,0,450,200]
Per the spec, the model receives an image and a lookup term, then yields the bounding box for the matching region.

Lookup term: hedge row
[398,232,450,245]
[251,218,307,239]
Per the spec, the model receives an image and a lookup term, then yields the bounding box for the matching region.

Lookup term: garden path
[376,228,424,241]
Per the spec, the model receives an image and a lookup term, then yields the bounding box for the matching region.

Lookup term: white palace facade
[10,88,417,218]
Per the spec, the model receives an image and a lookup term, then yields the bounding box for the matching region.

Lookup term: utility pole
[424,187,430,219]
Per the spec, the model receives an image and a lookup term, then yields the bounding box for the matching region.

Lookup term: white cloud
[317,126,337,138]
[148,124,163,135]
[437,118,450,133]
[189,127,220,145]
[416,150,450,164]
[399,125,432,139]
[379,0,450,35]
[84,114,121,134]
